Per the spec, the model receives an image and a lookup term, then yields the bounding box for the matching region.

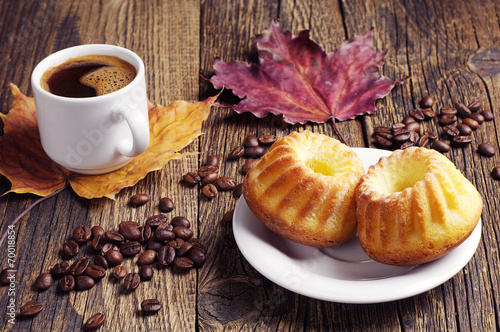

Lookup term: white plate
[233,147,482,303]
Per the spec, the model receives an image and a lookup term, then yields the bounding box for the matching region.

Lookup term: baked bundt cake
[356,146,482,266]
[243,130,365,247]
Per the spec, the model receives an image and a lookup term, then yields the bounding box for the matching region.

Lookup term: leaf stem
[0,186,66,248]
[331,117,348,145]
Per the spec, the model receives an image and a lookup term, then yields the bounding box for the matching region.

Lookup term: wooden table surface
[1,0,500,331]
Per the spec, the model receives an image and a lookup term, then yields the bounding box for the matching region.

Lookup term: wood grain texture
[1,0,499,331]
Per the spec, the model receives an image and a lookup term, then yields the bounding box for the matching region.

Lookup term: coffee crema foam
[41,55,137,97]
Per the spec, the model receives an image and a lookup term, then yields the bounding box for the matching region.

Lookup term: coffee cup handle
[113,107,150,157]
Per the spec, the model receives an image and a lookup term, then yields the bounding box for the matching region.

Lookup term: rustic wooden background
[1,0,499,331]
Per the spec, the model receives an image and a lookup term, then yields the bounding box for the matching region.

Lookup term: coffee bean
[452,135,473,147]
[248,273,270,287]
[188,238,208,253]
[19,301,43,318]
[91,226,105,239]
[105,250,123,267]
[138,265,154,281]
[228,146,245,160]
[177,242,194,257]
[455,102,472,118]
[168,238,185,250]
[422,108,435,119]
[120,241,142,256]
[138,250,157,265]
[146,239,164,252]
[129,193,149,207]
[233,183,244,198]
[94,255,109,269]
[258,134,277,145]
[443,125,459,137]
[400,141,415,149]
[159,197,174,213]
[100,243,117,256]
[91,235,107,251]
[417,134,430,148]
[241,159,258,174]
[408,109,425,122]
[491,167,500,180]
[403,116,416,124]
[73,225,92,244]
[480,110,493,121]
[408,131,419,143]
[123,273,140,291]
[222,210,234,223]
[440,106,457,115]
[183,172,201,185]
[188,247,206,266]
[34,272,53,291]
[62,240,79,258]
[202,184,218,199]
[118,224,141,241]
[216,177,237,191]
[59,275,75,292]
[69,257,90,276]
[467,101,482,112]
[393,131,411,144]
[462,118,479,130]
[141,299,162,313]
[376,132,393,140]
[86,265,106,281]
[478,143,495,157]
[105,231,125,245]
[84,312,106,330]
[431,140,451,153]
[405,121,420,132]
[173,257,194,271]
[205,155,219,166]
[145,214,169,229]
[456,123,472,136]
[170,216,190,228]
[112,265,128,280]
[243,135,259,148]
[469,112,484,124]
[244,146,265,158]
[438,114,457,126]
[200,172,218,185]
[138,225,152,244]
[423,131,438,141]
[374,126,392,134]
[198,165,219,178]
[50,262,70,278]
[173,226,193,241]
[419,95,434,108]
[154,228,176,242]
[158,246,176,267]
[75,275,95,291]
[374,134,393,148]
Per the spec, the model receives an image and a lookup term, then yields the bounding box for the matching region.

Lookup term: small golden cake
[356,147,482,266]
[243,130,365,247]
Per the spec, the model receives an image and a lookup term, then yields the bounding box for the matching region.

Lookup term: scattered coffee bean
[491,167,500,180]
[393,130,411,144]
[188,247,206,266]
[182,172,201,185]
[129,193,149,207]
[202,184,218,199]
[91,235,107,251]
[419,95,434,108]
[469,112,484,124]
[374,126,392,134]
[403,116,415,125]
[205,155,219,166]
[221,210,234,224]
[84,312,106,330]
[101,243,116,256]
[462,118,479,130]
[451,135,473,147]
[241,159,258,174]
[34,272,53,291]
[86,265,106,281]
[19,301,43,318]
[242,135,259,148]
[374,134,393,148]
[120,241,142,256]
[112,266,127,280]
[138,225,152,244]
[118,224,141,241]
[168,238,184,250]
[141,299,162,313]
[233,183,244,198]
[138,265,154,281]
[443,125,459,137]
[158,246,176,267]
[170,216,190,228]
[423,131,438,141]
[75,275,95,291]
[173,226,193,241]
[154,229,176,242]
[405,121,420,132]
[198,165,219,178]
[416,134,430,148]
[467,101,482,112]
[400,141,415,149]
[478,143,495,157]
[480,110,493,121]
[408,109,425,122]
[69,257,90,276]
[228,146,245,160]
[73,225,92,244]
[188,238,208,253]
[456,123,472,136]
[159,197,174,213]
[91,226,105,239]
[258,134,277,145]
[51,262,70,278]
[62,240,79,258]
[248,273,270,287]
[105,250,123,267]
[144,215,168,230]
[455,102,472,118]
[215,177,237,191]
[123,273,140,291]
[59,275,75,292]
[138,250,157,265]
[200,172,218,185]
[173,257,194,271]
[146,239,164,252]
[244,146,265,158]
[94,255,109,269]
[431,140,451,153]
[177,242,194,257]
[438,114,457,126]
[440,106,457,115]
[422,108,435,119]
[105,231,125,245]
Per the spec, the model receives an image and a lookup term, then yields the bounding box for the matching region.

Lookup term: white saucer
[233,147,482,303]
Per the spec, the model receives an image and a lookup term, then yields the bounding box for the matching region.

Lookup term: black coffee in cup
[40,55,137,98]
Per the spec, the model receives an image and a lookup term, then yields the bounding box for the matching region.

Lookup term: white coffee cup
[31,44,150,175]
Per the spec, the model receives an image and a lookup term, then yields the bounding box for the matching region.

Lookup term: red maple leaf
[211,20,404,141]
